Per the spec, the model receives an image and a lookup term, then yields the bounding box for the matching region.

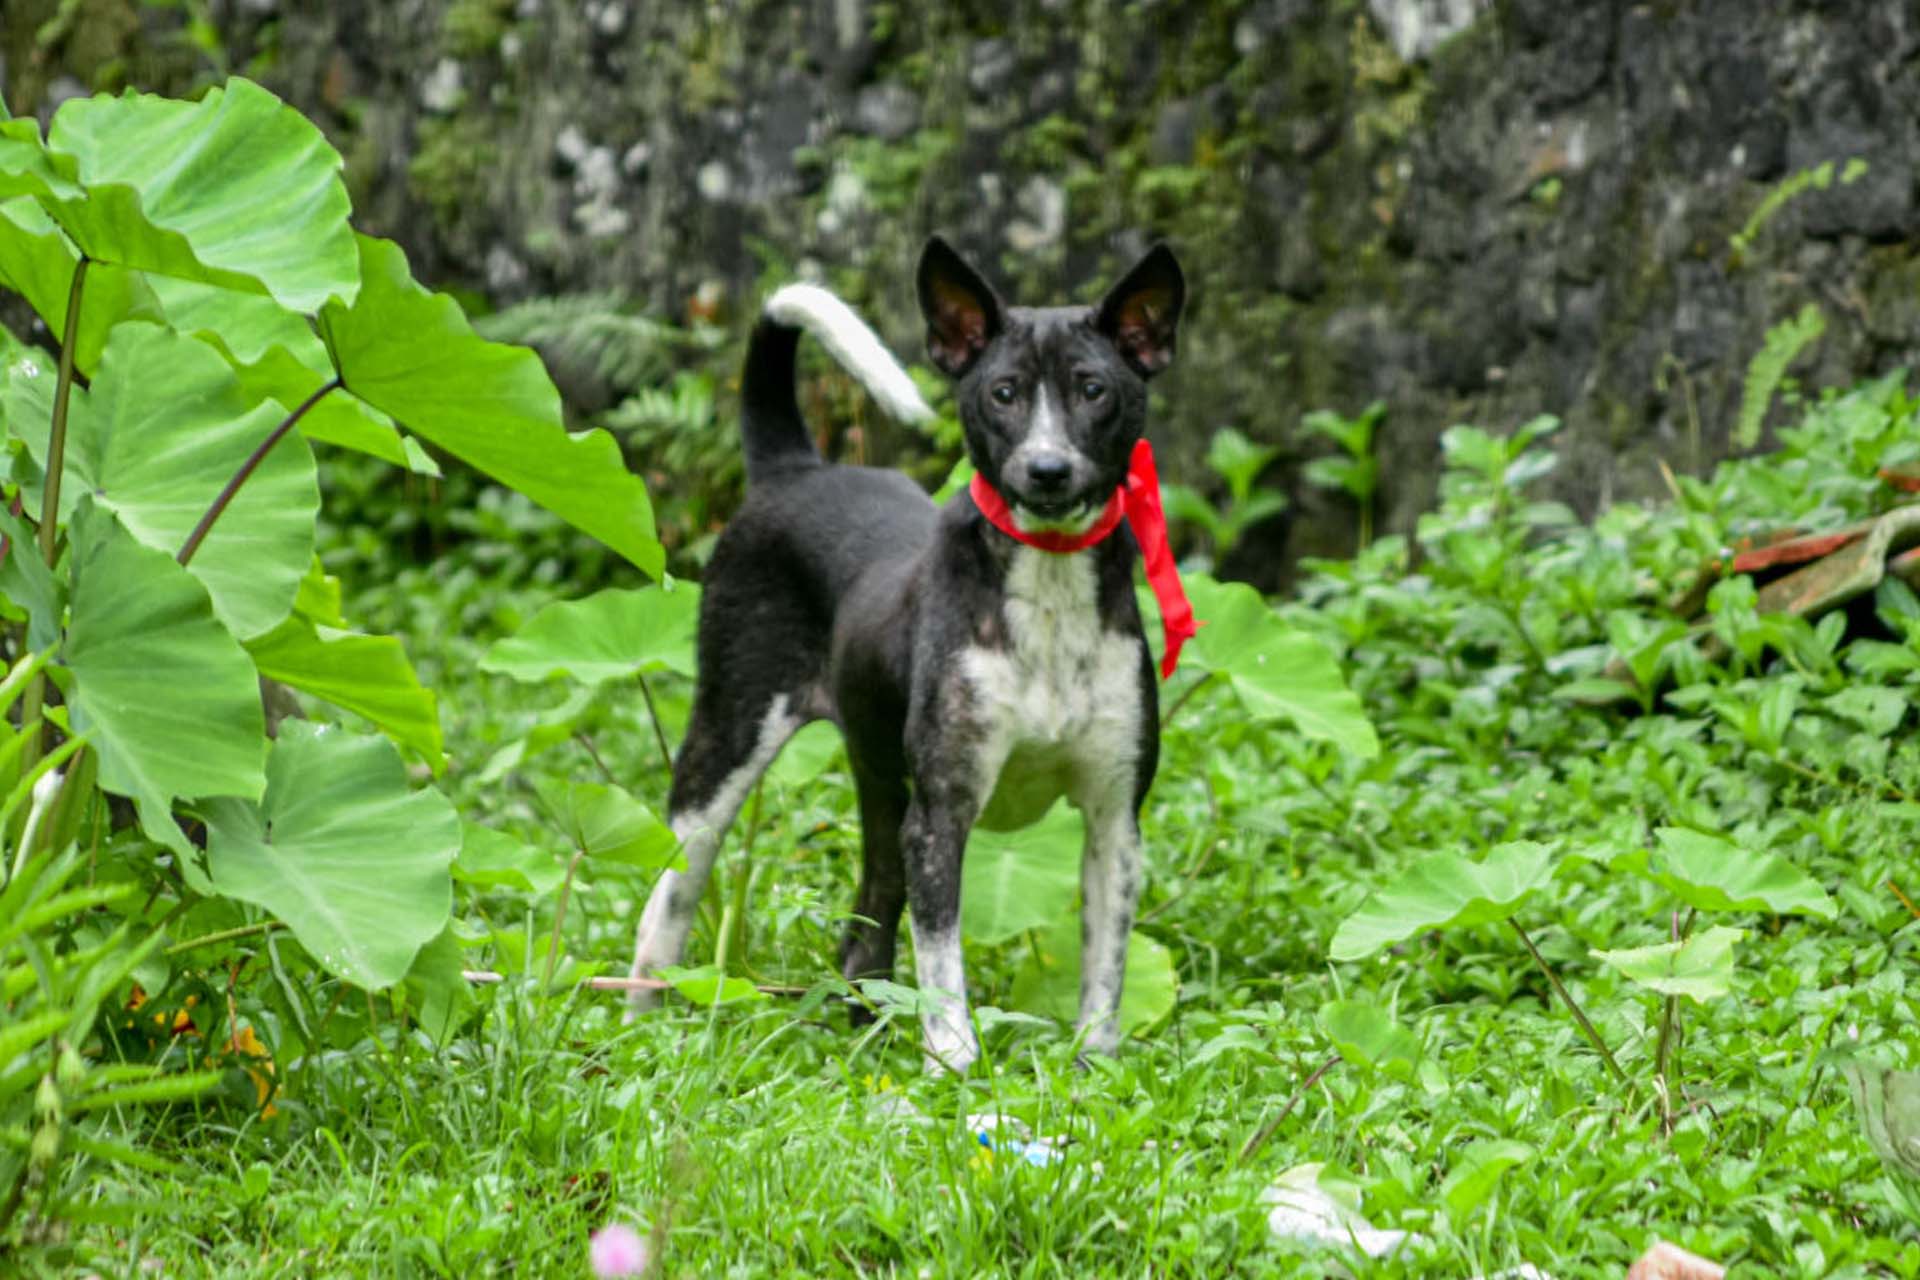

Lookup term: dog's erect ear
[1096,244,1185,378]
[918,236,1003,378]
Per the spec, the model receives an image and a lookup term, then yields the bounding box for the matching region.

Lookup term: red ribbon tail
[1122,439,1199,680]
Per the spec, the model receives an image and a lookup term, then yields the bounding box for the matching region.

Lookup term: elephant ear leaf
[480,584,699,684]
[60,501,267,857]
[1592,926,1744,1002]
[1176,575,1378,760]
[1616,829,1837,920]
[202,722,459,990]
[41,78,358,311]
[321,235,665,577]
[1330,842,1555,962]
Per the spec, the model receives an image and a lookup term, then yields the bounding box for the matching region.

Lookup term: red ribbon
[968,438,1198,679]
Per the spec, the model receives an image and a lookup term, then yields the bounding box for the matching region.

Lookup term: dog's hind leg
[837,759,908,1003]
[627,688,809,1012]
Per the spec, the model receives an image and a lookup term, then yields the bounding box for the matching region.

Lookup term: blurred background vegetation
[5,0,1919,590]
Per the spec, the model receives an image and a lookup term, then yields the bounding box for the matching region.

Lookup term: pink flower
[589,1223,648,1278]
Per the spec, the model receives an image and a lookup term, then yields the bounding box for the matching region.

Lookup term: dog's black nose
[1025,454,1072,491]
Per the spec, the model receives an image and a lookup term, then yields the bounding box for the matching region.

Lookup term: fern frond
[1736,304,1825,450]
[477,292,693,392]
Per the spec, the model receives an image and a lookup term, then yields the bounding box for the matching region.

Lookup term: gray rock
[968,39,1017,99]
[1006,177,1066,253]
[1367,0,1489,63]
[854,83,921,142]
[420,59,465,115]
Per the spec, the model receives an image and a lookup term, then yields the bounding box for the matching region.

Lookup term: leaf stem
[636,672,675,775]
[724,778,765,978]
[41,256,89,567]
[1653,907,1681,1135]
[1159,670,1215,729]
[1238,1053,1341,1164]
[19,258,91,766]
[164,920,281,957]
[1507,919,1629,1087]
[178,376,340,567]
[544,850,585,988]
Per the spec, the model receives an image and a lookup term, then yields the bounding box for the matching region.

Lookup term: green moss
[441,0,514,58]
[408,115,500,230]
[834,129,958,216]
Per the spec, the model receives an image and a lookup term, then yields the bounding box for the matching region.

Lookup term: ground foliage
[3,84,1920,1280]
[9,371,1912,1276]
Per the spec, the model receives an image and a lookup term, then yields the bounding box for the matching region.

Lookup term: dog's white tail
[764,284,934,425]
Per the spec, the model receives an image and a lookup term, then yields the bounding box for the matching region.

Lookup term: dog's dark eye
[1080,378,1106,402]
[990,381,1017,406]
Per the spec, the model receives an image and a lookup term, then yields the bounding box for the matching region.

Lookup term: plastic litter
[1263,1163,1560,1280]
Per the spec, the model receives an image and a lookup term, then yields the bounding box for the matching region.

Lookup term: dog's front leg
[901,797,980,1074]
[1076,800,1144,1057]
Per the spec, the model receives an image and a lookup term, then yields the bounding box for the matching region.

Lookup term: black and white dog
[629,237,1186,1072]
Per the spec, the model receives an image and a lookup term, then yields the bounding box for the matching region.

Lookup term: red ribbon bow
[968,438,1198,679]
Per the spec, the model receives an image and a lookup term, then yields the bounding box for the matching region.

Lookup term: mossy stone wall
[8,0,1919,585]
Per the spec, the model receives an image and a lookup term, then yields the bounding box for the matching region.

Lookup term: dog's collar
[969,475,1126,553]
[968,439,1198,679]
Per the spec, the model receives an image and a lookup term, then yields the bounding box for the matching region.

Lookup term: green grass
[24,382,1920,1276]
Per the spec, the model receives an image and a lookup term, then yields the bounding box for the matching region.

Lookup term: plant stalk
[637,672,675,775]
[40,257,89,569]
[1507,919,1629,1087]
[18,258,91,768]
[1239,1053,1341,1164]
[164,920,281,957]
[723,778,765,978]
[178,376,341,566]
[1160,670,1216,729]
[544,850,586,987]
[1653,993,1679,1134]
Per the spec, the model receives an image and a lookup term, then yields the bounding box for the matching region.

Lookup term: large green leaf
[42,79,358,312]
[321,236,663,576]
[0,197,161,373]
[61,503,266,852]
[544,781,681,868]
[480,583,699,684]
[1619,828,1838,921]
[1329,841,1555,962]
[402,927,476,1046]
[1592,926,1743,1001]
[245,616,443,770]
[202,721,459,989]
[1318,1000,1422,1079]
[1439,1139,1535,1219]
[145,277,412,467]
[960,802,1083,945]
[0,508,62,651]
[51,323,319,639]
[1179,575,1378,759]
[1007,920,1177,1036]
[0,116,81,201]
[453,822,565,895]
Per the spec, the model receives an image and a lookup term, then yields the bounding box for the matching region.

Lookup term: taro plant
[1330,826,1839,1124]
[0,75,666,1239]
[1596,827,1837,1125]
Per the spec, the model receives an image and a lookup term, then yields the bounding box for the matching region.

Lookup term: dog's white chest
[961,549,1145,830]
